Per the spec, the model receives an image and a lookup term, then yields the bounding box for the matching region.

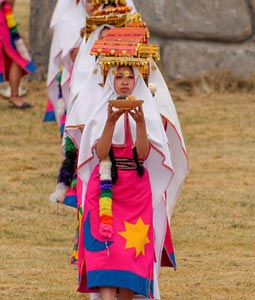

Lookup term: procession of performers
[47,1,188,299]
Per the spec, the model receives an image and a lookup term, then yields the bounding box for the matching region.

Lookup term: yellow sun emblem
[118,217,150,257]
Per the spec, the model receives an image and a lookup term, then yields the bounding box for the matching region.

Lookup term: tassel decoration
[99,157,113,239]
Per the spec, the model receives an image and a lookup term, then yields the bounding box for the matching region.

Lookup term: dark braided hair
[57,137,77,186]
[133,147,144,177]
[109,147,118,184]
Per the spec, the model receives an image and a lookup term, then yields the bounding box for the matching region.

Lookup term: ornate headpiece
[91,27,160,84]
[92,0,127,7]
[92,5,132,16]
[85,13,129,39]
[121,12,148,32]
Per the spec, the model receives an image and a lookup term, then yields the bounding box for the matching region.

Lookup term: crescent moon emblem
[84,211,114,252]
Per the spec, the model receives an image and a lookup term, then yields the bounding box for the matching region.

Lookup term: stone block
[162,40,255,80]
[135,0,252,42]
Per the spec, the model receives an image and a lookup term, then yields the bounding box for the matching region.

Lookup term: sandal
[9,97,33,109]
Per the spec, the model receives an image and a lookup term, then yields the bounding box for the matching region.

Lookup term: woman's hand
[106,104,125,125]
[96,105,124,160]
[129,104,149,158]
[128,105,145,125]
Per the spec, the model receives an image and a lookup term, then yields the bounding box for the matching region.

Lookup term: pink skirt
[78,164,155,298]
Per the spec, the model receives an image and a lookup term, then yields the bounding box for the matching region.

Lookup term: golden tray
[109,99,144,109]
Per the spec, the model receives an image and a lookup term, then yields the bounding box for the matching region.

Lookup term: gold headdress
[90,27,160,84]
[85,13,129,40]
[92,5,132,16]
[125,13,147,29]
[92,0,127,8]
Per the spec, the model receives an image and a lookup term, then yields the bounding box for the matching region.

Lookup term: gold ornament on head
[85,12,129,40]
[123,70,130,77]
[90,25,160,85]
[93,6,132,16]
[91,0,127,8]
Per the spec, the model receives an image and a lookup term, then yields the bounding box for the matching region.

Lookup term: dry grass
[13,0,30,43]
[0,1,254,300]
[168,71,255,95]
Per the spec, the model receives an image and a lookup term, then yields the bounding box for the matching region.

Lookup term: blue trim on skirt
[87,269,153,298]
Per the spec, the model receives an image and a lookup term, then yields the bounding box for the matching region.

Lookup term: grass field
[0,1,254,299]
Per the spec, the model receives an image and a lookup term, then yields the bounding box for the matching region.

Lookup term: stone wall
[134,0,255,81]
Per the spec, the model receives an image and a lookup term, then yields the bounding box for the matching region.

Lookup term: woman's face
[114,66,135,98]
[84,0,95,15]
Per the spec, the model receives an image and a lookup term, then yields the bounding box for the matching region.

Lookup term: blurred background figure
[44,0,95,136]
[0,0,35,109]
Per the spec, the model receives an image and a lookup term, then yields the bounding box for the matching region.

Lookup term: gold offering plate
[109,99,144,109]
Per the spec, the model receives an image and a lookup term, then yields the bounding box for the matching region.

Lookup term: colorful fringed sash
[99,158,113,240]
[3,2,31,61]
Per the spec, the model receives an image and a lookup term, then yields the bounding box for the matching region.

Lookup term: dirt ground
[0,1,254,299]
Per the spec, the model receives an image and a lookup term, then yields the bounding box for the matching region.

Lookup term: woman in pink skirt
[77,64,175,300]
[0,0,35,108]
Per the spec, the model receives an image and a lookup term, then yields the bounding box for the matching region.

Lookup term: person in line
[0,0,35,109]
[76,64,177,300]
[45,0,94,134]
[49,0,136,234]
